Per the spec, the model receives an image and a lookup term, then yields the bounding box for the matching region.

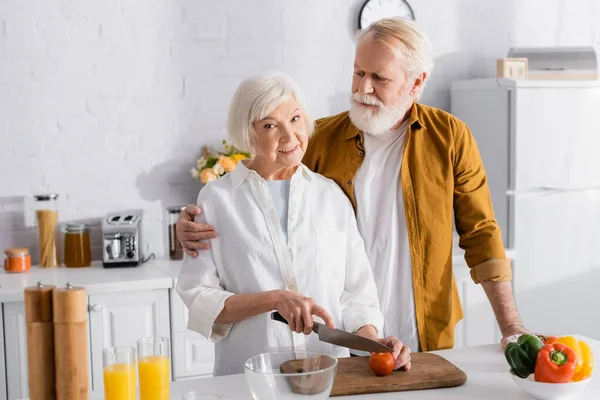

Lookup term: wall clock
[358,0,415,30]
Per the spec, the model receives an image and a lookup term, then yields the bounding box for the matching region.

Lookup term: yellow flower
[200,169,218,184]
[232,153,248,162]
[218,156,237,173]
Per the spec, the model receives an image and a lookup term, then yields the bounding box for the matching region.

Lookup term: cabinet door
[3,301,93,400]
[88,289,171,391]
[172,331,215,380]
[452,263,502,348]
[513,87,600,190]
[512,189,600,335]
[0,305,5,400]
[4,302,27,400]
[169,287,215,379]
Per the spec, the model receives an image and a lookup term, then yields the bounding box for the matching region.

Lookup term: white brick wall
[1,0,599,263]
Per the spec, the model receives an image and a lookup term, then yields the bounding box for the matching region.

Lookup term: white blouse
[176,160,384,376]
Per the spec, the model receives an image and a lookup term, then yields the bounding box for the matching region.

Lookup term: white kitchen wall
[1,0,599,262]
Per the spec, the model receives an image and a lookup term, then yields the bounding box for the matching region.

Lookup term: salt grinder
[25,281,56,400]
[53,282,89,400]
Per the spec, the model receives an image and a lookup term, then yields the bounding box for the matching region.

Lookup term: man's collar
[345,102,424,140]
[231,159,313,189]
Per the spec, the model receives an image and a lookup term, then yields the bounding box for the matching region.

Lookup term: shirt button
[359,151,364,157]
[346,180,352,186]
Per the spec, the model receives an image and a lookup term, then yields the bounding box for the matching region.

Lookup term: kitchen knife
[271,312,393,354]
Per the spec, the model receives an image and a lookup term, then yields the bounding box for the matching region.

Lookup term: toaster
[101,211,143,268]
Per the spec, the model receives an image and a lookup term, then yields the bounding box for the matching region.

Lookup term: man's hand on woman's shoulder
[176,204,217,257]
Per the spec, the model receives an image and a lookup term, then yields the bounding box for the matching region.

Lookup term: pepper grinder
[25,281,56,400]
[53,282,89,400]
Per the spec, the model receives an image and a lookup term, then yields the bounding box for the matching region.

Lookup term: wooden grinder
[25,281,56,400]
[53,282,89,400]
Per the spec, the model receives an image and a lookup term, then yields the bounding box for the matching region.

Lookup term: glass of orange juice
[137,337,171,400]
[103,346,136,400]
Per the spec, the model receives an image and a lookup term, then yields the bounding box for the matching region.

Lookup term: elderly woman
[176,72,411,376]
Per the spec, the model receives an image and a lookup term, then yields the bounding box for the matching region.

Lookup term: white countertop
[0,248,516,303]
[0,259,176,302]
[83,334,599,400]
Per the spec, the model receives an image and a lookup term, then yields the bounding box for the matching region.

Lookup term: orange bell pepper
[543,335,559,345]
[534,343,578,383]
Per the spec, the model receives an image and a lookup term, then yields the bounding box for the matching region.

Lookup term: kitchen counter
[0,259,176,302]
[80,334,599,399]
[0,247,516,303]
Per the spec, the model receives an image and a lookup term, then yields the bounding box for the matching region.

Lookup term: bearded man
[175,17,530,352]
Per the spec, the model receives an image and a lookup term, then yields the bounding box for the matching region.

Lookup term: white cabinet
[513,88,600,190]
[4,302,27,400]
[170,288,215,379]
[3,301,93,400]
[0,305,5,400]
[451,78,600,340]
[88,289,171,391]
[172,331,215,379]
[452,261,502,349]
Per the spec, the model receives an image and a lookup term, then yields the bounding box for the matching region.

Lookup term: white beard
[349,93,412,136]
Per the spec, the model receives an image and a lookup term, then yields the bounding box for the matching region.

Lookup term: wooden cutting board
[329,352,467,396]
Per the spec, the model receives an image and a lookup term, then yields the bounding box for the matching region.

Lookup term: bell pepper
[505,334,545,378]
[536,335,594,381]
[555,336,584,375]
[506,342,535,378]
[572,339,594,381]
[542,335,559,345]
[517,334,545,366]
[534,343,578,383]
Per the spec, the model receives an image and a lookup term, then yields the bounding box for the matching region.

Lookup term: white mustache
[351,93,384,108]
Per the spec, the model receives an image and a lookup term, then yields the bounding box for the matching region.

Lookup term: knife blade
[271,312,393,354]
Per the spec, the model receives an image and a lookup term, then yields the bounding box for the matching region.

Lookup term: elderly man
[176,17,529,353]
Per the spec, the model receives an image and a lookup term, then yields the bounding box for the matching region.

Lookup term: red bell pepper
[534,343,578,383]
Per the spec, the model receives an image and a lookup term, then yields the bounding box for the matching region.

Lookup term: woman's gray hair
[227,72,315,154]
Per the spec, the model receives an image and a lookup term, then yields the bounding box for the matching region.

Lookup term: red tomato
[369,352,395,376]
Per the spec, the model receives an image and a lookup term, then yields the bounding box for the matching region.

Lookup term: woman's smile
[278,143,300,155]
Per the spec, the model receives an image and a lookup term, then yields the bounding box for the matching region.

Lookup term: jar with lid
[33,194,60,268]
[4,248,31,273]
[167,205,186,260]
[62,223,92,268]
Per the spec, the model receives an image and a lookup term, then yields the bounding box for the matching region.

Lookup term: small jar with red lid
[4,248,31,273]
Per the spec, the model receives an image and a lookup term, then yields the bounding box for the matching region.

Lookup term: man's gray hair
[227,72,315,154]
[356,17,434,99]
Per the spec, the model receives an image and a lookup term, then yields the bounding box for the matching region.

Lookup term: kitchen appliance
[450,78,600,337]
[271,312,392,354]
[101,211,143,268]
[506,46,598,80]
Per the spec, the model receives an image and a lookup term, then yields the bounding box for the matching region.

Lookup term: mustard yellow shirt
[302,102,512,351]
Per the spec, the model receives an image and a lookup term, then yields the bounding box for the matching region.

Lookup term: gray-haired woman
[176,72,411,376]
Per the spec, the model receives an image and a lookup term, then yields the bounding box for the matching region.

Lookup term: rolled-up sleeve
[453,124,512,283]
[175,204,235,342]
[339,200,384,336]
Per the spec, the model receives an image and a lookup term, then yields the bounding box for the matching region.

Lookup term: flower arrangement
[191,140,251,184]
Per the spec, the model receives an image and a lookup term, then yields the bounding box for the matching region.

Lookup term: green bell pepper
[504,334,545,378]
[517,333,545,365]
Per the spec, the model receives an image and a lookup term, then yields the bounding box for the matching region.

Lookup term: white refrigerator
[450,78,600,338]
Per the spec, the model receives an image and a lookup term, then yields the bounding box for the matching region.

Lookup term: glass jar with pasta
[33,194,60,268]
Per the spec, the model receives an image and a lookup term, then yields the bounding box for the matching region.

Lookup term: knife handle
[271,312,289,325]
